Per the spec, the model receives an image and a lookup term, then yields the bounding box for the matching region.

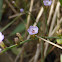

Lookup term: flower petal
[0,32,4,42]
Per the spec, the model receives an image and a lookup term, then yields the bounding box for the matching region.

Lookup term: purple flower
[43,0,52,6]
[20,8,24,12]
[0,32,4,42]
[27,26,38,35]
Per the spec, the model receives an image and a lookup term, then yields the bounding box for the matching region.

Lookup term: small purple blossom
[27,26,38,35]
[0,32,4,42]
[20,8,24,12]
[43,0,52,6]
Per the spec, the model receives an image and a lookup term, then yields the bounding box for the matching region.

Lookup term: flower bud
[14,37,19,44]
[16,33,23,41]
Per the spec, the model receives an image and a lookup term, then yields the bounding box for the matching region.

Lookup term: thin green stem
[44,9,48,34]
[0,39,32,54]
[40,1,48,62]
[0,16,20,32]
[0,38,38,54]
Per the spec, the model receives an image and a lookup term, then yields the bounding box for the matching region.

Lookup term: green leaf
[10,22,26,36]
[59,0,62,6]
[56,39,62,44]
[0,0,3,21]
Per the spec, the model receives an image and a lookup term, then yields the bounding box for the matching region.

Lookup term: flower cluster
[27,26,38,35]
